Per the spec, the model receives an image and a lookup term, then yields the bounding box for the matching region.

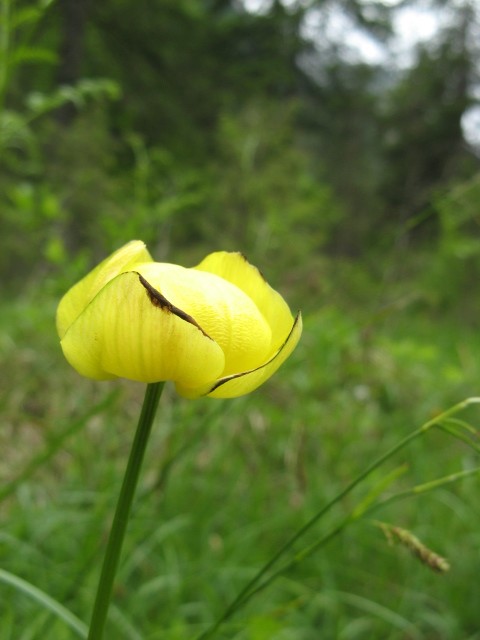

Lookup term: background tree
[1,0,480,283]
[380,6,478,232]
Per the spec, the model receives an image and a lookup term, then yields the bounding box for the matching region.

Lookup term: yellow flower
[56,241,302,398]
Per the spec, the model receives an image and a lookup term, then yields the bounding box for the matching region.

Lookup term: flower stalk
[87,382,164,640]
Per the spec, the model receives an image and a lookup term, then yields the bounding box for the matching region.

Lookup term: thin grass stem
[0,568,88,638]
[366,466,480,515]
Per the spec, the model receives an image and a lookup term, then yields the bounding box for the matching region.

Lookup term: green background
[1,0,480,637]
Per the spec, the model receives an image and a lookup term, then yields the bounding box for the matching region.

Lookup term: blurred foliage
[422,174,480,312]
[200,101,345,270]
[0,0,479,294]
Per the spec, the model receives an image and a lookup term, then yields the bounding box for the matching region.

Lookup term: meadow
[2,0,480,636]
[1,242,480,640]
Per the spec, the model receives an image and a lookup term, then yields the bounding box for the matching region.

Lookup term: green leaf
[10,46,57,67]
[10,7,43,31]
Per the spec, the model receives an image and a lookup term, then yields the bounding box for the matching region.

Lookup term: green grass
[1,265,480,640]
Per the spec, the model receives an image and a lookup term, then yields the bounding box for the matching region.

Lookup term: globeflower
[56,241,302,398]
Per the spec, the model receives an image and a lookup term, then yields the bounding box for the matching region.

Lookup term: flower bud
[57,241,302,398]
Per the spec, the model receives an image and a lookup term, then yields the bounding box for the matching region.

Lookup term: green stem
[87,382,165,640]
[366,465,480,515]
[196,396,480,640]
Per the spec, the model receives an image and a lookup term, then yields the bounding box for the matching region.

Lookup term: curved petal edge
[176,311,302,399]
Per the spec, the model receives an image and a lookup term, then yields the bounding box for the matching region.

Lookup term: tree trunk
[56,0,89,125]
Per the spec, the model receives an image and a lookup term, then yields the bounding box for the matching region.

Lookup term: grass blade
[0,568,88,638]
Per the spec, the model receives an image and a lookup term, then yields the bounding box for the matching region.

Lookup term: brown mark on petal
[205,311,301,394]
[238,252,267,282]
[137,273,212,339]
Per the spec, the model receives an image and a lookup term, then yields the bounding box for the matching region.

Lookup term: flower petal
[136,262,272,376]
[194,252,294,353]
[176,312,302,399]
[60,271,225,385]
[56,240,152,339]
